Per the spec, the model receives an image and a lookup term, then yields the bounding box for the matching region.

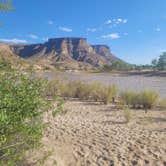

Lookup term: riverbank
[37,71,166,99]
[26,100,166,166]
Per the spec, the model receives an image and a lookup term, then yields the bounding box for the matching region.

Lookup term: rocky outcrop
[10,37,120,67]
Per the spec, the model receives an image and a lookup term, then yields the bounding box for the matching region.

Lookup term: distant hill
[0,43,27,70]
[1,37,124,70]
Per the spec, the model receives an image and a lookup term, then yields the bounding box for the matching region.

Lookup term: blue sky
[0,0,166,64]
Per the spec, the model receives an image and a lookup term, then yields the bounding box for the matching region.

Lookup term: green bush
[0,72,47,165]
[90,81,104,101]
[120,91,138,106]
[120,89,158,109]
[99,85,117,104]
[52,97,65,117]
[139,90,158,109]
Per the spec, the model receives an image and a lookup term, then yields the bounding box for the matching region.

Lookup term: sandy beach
[27,100,166,166]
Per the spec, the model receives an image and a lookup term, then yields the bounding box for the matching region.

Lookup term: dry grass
[44,79,117,104]
[123,107,132,123]
[120,89,158,110]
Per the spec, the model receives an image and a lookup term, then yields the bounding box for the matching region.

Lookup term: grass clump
[45,78,117,104]
[120,91,138,106]
[139,90,158,110]
[52,97,65,117]
[123,107,132,123]
[120,89,158,111]
[98,84,117,104]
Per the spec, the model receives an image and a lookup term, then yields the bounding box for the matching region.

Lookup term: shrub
[90,81,104,101]
[45,79,117,104]
[120,91,138,107]
[74,81,91,100]
[120,89,158,110]
[44,80,58,98]
[0,72,48,165]
[52,97,65,117]
[139,90,158,110]
[100,85,117,104]
[123,107,132,123]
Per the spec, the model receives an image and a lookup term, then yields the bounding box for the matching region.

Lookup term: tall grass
[123,107,132,123]
[120,89,158,110]
[45,79,117,104]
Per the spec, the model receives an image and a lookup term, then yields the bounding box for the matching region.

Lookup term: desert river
[39,71,166,99]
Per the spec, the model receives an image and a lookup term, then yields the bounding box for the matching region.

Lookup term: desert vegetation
[99,52,166,72]
[151,52,166,70]
[45,78,117,104]
[120,90,158,111]
[0,66,164,164]
[99,60,134,71]
[0,71,49,165]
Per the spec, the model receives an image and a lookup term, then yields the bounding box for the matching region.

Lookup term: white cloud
[48,20,54,25]
[28,34,38,39]
[105,18,127,26]
[156,28,161,32]
[59,26,72,32]
[116,18,127,24]
[105,19,112,24]
[159,49,166,53]
[0,38,27,44]
[117,18,123,23]
[86,28,97,32]
[101,33,120,39]
[123,19,128,23]
[42,37,48,41]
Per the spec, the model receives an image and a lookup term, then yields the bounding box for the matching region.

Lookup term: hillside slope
[9,38,121,69]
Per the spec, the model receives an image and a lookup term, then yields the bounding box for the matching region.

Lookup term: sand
[27,100,166,166]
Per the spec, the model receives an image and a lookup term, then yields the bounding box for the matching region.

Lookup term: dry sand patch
[27,101,166,166]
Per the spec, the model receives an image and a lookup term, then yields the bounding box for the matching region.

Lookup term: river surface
[39,72,166,99]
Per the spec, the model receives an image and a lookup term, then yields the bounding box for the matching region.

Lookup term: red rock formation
[10,37,121,67]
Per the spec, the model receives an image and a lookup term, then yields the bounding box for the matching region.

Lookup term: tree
[0,72,48,165]
[157,52,166,70]
[151,59,158,71]
[0,0,13,26]
[0,0,13,11]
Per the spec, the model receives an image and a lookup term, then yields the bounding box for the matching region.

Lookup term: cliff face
[10,37,119,67]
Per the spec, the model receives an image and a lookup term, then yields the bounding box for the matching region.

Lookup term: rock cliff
[10,37,121,68]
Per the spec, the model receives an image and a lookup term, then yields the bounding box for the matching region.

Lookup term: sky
[0,0,166,64]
